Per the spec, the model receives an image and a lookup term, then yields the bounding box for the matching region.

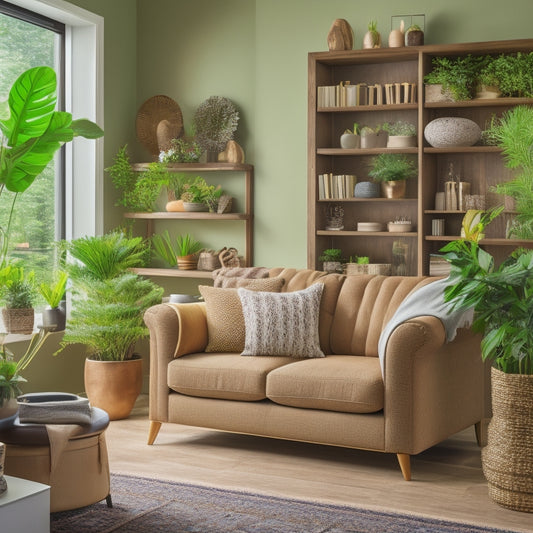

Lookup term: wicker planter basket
[482,367,533,512]
[2,308,34,335]
[197,251,222,271]
[345,263,391,276]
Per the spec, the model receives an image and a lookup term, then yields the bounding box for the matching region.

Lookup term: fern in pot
[368,153,417,198]
[440,208,533,512]
[56,232,163,420]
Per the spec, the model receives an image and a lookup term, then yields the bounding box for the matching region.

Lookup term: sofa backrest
[330,275,435,357]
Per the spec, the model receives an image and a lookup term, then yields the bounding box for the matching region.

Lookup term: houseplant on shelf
[56,232,163,420]
[176,234,203,270]
[38,270,68,332]
[440,207,533,512]
[0,265,36,335]
[368,153,417,198]
[319,248,342,273]
[384,121,417,148]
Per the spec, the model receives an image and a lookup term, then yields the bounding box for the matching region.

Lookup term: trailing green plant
[0,264,35,309]
[151,231,178,267]
[319,248,342,262]
[39,270,67,309]
[483,105,533,239]
[424,54,488,101]
[440,207,532,375]
[159,137,202,163]
[57,273,163,362]
[0,327,51,404]
[0,66,103,267]
[106,146,169,212]
[479,52,533,97]
[368,153,417,182]
[383,121,416,136]
[193,96,239,154]
[176,234,202,257]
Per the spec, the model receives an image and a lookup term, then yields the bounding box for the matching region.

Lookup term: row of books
[317,81,417,108]
[318,173,356,200]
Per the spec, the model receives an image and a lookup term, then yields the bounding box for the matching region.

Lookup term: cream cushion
[238,283,325,358]
[266,355,384,413]
[167,352,294,401]
[199,277,285,353]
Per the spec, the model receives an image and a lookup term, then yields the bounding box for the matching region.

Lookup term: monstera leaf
[0,66,103,193]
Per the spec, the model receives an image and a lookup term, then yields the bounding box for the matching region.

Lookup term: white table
[0,475,50,533]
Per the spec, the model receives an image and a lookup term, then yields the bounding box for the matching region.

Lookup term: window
[0,0,65,288]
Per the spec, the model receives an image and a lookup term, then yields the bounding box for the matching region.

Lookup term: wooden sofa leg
[397,453,411,481]
[147,421,162,445]
[475,419,489,447]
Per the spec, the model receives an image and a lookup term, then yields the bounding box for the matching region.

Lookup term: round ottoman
[0,402,111,512]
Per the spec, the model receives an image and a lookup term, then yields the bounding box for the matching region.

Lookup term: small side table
[0,475,50,533]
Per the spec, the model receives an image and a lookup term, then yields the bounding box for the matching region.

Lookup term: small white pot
[340,133,360,149]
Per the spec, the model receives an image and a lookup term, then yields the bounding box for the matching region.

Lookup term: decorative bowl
[357,222,384,232]
[424,117,481,148]
[388,222,413,232]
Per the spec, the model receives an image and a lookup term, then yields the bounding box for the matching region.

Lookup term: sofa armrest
[383,316,485,454]
[143,303,207,422]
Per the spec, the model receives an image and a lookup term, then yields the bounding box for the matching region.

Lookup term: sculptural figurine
[0,442,7,494]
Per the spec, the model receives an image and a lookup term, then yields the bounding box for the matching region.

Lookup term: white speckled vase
[424,117,481,148]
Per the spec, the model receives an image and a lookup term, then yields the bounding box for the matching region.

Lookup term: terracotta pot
[482,368,533,512]
[84,357,143,420]
[381,180,406,199]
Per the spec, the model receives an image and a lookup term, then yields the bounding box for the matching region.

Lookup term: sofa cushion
[212,266,269,288]
[238,283,325,358]
[266,355,384,413]
[199,277,285,353]
[167,352,294,401]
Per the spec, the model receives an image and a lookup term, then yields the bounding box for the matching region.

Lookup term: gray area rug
[50,473,516,533]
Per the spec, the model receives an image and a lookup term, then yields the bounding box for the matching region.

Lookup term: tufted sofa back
[268,269,436,357]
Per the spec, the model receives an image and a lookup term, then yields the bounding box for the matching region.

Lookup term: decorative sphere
[424,117,481,148]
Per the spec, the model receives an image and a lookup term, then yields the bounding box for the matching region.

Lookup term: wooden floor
[106,396,532,532]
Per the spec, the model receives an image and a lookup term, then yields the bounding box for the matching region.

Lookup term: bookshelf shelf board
[318,148,418,156]
[424,97,533,109]
[424,210,518,215]
[425,236,533,245]
[423,146,502,154]
[131,162,253,172]
[131,268,213,279]
[124,212,249,221]
[317,103,418,113]
[317,230,418,237]
[319,198,417,203]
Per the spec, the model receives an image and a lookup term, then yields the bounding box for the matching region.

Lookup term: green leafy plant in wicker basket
[0,265,35,309]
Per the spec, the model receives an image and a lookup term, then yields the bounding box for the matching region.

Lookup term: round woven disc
[136,95,184,157]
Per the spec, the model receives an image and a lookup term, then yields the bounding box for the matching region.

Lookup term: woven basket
[197,251,222,271]
[2,308,34,334]
[345,263,391,276]
[482,367,533,512]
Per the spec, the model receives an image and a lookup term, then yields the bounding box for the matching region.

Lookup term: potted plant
[405,24,424,46]
[181,177,222,212]
[0,327,52,424]
[368,153,417,198]
[38,270,68,332]
[483,105,533,239]
[193,96,239,161]
[340,123,360,149]
[319,248,342,273]
[363,20,381,49]
[424,54,487,102]
[0,66,103,268]
[176,234,203,270]
[440,208,533,512]
[384,121,417,148]
[478,52,533,99]
[0,265,36,335]
[57,232,163,420]
[360,125,388,149]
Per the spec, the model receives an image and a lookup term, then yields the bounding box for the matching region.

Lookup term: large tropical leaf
[71,119,104,139]
[0,66,57,147]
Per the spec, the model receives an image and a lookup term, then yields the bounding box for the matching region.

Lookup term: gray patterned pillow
[238,283,325,358]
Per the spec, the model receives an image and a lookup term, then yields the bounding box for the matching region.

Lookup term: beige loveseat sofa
[144,268,487,480]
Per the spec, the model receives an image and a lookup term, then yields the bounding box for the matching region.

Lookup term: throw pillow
[212,266,270,288]
[199,276,285,353]
[238,283,325,358]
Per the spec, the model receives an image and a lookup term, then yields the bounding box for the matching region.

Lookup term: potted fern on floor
[440,208,533,512]
[57,232,163,420]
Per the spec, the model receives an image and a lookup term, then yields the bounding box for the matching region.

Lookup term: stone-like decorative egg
[424,117,481,148]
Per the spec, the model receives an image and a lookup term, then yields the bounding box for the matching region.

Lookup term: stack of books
[318,80,417,107]
[318,174,356,200]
